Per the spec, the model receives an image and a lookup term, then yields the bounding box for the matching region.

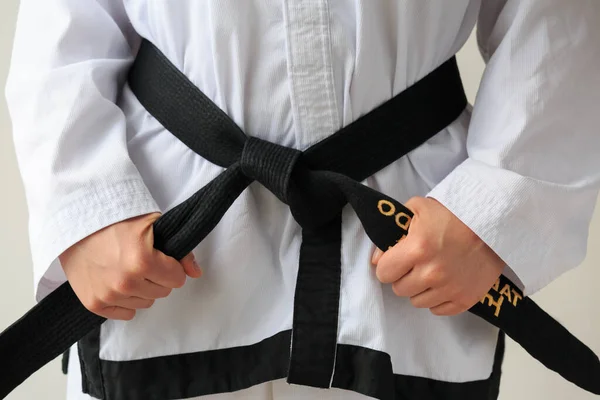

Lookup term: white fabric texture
[5,0,600,399]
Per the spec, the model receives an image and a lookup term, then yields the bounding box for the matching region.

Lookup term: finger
[135,279,172,299]
[113,297,155,310]
[102,270,172,300]
[100,306,137,321]
[377,220,437,285]
[145,250,188,289]
[430,302,464,316]
[371,247,384,265]
[403,196,423,212]
[371,225,411,266]
[409,288,447,309]
[180,252,202,278]
[391,269,430,298]
[375,239,413,284]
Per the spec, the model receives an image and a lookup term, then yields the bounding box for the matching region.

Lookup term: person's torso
[70,2,501,399]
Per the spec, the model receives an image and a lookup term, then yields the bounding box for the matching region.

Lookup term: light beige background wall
[0,2,598,399]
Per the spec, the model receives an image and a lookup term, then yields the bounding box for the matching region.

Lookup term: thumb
[180,252,203,278]
[142,212,163,247]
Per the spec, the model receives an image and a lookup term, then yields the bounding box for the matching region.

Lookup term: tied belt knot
[239,136,356,230]
[239,136,302,205]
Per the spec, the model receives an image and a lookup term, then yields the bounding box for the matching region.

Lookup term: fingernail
[371,248,383,265]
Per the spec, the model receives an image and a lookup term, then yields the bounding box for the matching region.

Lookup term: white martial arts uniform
[5,1,600,399]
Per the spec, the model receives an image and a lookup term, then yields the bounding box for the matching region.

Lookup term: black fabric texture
[100,331,291,400]
[331,331,505,400]
[78,327,105,398]
[470,275,600,393]
[0,282,105,399]
[86,330,504,400]
[61,349,69,375]
[288,217,342,387]
[1,38,599,399]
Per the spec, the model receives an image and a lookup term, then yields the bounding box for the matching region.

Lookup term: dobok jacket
[4,1,600,399]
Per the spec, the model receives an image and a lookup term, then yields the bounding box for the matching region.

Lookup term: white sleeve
[427,0,600,295]
[5,0,159,301]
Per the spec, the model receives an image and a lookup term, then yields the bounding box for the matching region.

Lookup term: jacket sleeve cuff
[426,158,588,296]
[31,178,160,302]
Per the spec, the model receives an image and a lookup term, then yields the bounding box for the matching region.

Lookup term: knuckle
[391,281,407,297]
[410,238,430,260]
[157,287,172,298]
[420,265,444,286]
[85,297,104,313]
[410,296,425,308]
[126,251,150,277]
[113,276,135,295]
[99,287,119,304]
[133,261,151,277]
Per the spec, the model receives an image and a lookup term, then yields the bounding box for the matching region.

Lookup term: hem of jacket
[77,329,504,400]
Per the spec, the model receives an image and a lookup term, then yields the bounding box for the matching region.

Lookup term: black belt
[1,39,598,398]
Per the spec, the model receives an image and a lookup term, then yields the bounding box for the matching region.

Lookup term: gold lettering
[480,293,504,317]
[378,200,396,216]
[511,289,522,306]
[395,212,412,230]
[499,284,512,303]
[491,278,500,292]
